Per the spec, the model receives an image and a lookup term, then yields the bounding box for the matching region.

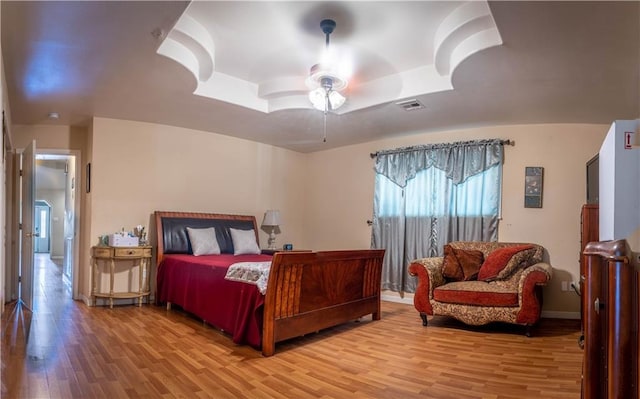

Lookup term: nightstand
[91,245,152,308]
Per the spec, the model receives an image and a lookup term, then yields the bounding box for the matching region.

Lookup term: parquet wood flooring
[2,255,582,398]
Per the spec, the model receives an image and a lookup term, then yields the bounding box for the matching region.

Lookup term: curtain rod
[369,139,515,159]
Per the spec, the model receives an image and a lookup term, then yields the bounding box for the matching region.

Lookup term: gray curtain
[371,139,504,293]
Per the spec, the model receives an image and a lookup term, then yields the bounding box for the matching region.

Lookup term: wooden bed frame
[154,211,385,356]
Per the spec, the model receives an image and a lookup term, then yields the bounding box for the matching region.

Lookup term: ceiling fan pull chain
[323,102,328,143]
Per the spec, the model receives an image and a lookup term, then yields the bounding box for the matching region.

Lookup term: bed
[154,211,385,356]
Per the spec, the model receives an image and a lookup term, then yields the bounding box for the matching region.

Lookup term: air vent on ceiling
[395,99,425,111]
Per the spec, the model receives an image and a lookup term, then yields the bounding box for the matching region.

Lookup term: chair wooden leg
[525,324,532,337]
[420,313,428,326]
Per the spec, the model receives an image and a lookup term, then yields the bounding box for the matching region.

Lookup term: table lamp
[261,210,281,250]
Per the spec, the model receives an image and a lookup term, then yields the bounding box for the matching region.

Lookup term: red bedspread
[156,253,273,349]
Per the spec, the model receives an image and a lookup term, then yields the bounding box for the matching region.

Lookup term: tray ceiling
[2,1,639,152]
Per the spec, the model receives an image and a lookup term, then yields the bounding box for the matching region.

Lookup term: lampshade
[308,87,346,111]
[262,210,281,227]
[308,87,327,110]
[328,90,346,109]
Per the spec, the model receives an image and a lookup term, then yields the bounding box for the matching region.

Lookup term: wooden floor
[2,255,583,398]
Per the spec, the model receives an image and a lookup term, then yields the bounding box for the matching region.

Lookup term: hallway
[2,253,74,397]
[33,253,73,313]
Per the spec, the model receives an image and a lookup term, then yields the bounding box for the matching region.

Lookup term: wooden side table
[91,245,152,308]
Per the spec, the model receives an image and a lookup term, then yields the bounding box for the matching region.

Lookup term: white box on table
[108,234,139,247]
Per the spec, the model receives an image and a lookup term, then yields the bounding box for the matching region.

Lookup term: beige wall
[90,117,308,245]
[10,119,610,314]
[306,123,608,314]
[86,117,308,302]
[12,125,85,151]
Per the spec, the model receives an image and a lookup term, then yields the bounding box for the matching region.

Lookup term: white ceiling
[2,1,639,153]
[157,1,503,115]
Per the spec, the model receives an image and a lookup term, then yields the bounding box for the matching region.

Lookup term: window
[371,139,504,292]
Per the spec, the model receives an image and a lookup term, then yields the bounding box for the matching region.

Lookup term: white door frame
[19,141,36,310]
[35,149,82,300]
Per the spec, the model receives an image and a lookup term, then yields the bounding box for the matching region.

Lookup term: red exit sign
[625,131,634,149]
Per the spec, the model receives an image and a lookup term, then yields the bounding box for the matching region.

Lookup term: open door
[19,140,36,311]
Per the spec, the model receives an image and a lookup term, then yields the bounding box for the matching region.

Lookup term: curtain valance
[373,139,505,188]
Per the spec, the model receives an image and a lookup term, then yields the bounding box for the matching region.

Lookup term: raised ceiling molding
[434,1,502,77]
[157,13,215,83]
[157,1,503,115]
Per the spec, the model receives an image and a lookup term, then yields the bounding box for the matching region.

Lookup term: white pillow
[229,228,261,255]
[186,227,221,256]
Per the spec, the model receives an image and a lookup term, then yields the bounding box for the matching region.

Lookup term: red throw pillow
[442,245,463,281]
[441,244,484,282]
[456,248,484,281]
[478,245,534,282]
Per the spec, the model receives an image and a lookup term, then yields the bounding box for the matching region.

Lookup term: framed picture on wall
[524,167,544,208]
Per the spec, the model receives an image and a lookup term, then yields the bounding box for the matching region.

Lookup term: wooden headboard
[154,211,260,265]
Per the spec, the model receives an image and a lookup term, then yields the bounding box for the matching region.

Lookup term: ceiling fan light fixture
[308,86,346,111]
[307,19,348,112]
[327,90,346,110]
[309,87,328,110]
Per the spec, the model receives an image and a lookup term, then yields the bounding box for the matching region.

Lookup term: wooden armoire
[580,204,599,269]
[581,239,638,398]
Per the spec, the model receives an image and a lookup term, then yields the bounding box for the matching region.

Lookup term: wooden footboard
[155,210,385,356]
[262,249,385,356]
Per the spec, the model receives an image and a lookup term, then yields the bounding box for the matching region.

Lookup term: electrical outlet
[561,281,568,291]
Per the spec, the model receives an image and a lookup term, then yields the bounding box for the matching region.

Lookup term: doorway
[34,201,51,253]
[34,153,79,296]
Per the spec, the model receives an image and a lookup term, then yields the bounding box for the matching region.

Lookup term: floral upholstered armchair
[408,241,552,336]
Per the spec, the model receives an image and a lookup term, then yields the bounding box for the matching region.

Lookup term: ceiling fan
[305,18,350,142]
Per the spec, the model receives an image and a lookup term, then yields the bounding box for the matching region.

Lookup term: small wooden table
[91,245,152,308]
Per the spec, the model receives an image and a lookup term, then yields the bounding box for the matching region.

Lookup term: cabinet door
[582,251,606,399]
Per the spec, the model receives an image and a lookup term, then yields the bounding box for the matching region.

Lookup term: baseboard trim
[79,294,91,306]
[381,294,413,305]
[541,310,580,320]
